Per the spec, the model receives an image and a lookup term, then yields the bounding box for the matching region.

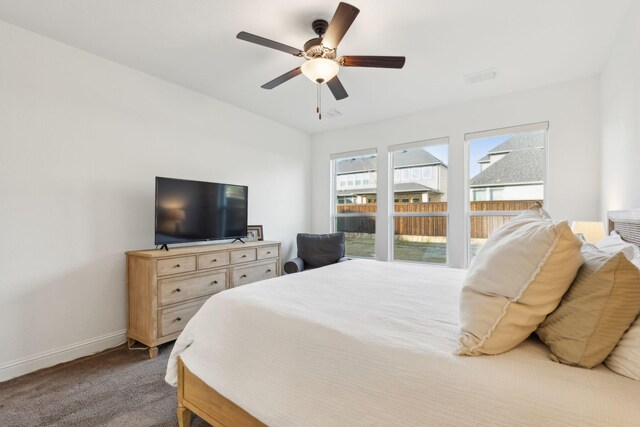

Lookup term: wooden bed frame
[176,209,640,427]
[177,358,264,427]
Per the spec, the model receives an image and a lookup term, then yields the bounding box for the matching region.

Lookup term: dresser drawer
[198,252,230,270]
[157,256,196,277]
[230,248,256,264]
[257,245,279,260]
[233,261,277,287]
[159,301,203,337]
[159,271,227,306]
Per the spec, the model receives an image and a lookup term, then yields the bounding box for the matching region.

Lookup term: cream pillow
[607,317,640,380]
[457,206,583,356]
[595,231,640,261]
[605,254,640,380]
[537,248,640,368]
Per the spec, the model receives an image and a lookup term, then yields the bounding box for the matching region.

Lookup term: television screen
[155,177,248,245]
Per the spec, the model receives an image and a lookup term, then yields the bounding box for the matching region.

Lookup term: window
[421,167,432,179]
[466,123,548,264]
[332,150,377,258]
[490,188,504,200]
[390,138,449,264]
[473,189,486,201]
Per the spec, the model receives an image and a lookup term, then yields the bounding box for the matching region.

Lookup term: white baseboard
[0,329,127,382]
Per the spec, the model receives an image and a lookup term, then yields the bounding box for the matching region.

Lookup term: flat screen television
[155,177,248,246]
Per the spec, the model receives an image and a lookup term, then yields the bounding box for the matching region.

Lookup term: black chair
[284,232,350,274]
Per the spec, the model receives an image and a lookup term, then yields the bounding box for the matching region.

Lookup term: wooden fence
[337,200,541,239]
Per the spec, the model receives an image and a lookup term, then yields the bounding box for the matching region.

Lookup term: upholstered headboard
[608,210,640,245]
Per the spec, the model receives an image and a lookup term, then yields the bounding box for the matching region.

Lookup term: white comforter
[166,259,640,426]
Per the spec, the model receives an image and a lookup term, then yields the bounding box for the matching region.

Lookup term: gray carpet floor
[0,343,208,426]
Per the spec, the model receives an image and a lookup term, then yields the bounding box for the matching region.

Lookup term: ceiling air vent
[464,68,497,85]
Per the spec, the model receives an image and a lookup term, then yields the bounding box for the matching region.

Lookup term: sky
[423,143,448,165]
[337,133,512,178]
[419,134,511,178]
[467,134,512,177]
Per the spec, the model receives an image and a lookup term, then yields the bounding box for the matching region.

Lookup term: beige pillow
[605,255,640,379]
[457,206,583,356]
[537,248,640,368]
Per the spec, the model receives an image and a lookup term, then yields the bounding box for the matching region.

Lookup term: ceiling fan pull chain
[317,83,322,120]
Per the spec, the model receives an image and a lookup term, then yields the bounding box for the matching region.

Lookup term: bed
[166,211,640,426]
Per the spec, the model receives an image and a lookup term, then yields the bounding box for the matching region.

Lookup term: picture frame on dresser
[247,224,264,241]
[125,240,281,358]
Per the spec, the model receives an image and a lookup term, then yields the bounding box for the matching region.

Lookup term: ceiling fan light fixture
[301,58,339,83]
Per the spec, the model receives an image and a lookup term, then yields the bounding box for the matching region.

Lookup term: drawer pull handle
[212,259,217,262]
[241,274,247,278]
[267,251,271,255]
[175,288,181,292]
[212,280,218,285]
[266,269,272,273]
[175,264,180,268]
[176,317,182,322]
[241,254,247,258]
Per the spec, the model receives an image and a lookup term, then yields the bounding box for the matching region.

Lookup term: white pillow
[457,206,584,356]
[605,255,640,380]
[595,231,640,261]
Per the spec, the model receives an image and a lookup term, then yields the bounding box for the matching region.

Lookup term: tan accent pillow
[457,207,583,356]
[537,247,640,368]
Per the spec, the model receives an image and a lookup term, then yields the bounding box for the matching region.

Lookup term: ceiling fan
[237,2,406,119]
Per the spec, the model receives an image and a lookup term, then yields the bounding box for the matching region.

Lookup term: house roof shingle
[336,150,444,174]
[486,131,545,154]
[470,147,544,187]
[470,131,545,187]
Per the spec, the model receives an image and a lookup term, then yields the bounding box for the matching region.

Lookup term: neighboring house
[336,150,448,204]
[470,131,544,201]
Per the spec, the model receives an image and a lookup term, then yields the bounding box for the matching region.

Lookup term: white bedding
[166,259,640,426]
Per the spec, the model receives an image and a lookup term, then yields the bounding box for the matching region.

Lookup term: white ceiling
[0,0,631,134]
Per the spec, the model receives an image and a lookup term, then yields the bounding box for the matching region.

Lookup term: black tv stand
[231,238,246,244]
[159,244,169,251]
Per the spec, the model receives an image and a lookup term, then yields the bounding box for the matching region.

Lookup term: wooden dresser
[125,241,281,357]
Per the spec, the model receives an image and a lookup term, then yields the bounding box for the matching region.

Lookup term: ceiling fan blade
[322,2,360,50]
[326,76,348,100]
[261,67,302,89]
[237,31,302,56]
[340,55,406,69]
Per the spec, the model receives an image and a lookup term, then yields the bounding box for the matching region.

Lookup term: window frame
[388,137,450,266]
[330,149,378,259]
[464,122,549,267]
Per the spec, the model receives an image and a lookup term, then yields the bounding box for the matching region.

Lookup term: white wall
[600,2,640,214]
[0,21,311,380]
[311,77,601,268]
